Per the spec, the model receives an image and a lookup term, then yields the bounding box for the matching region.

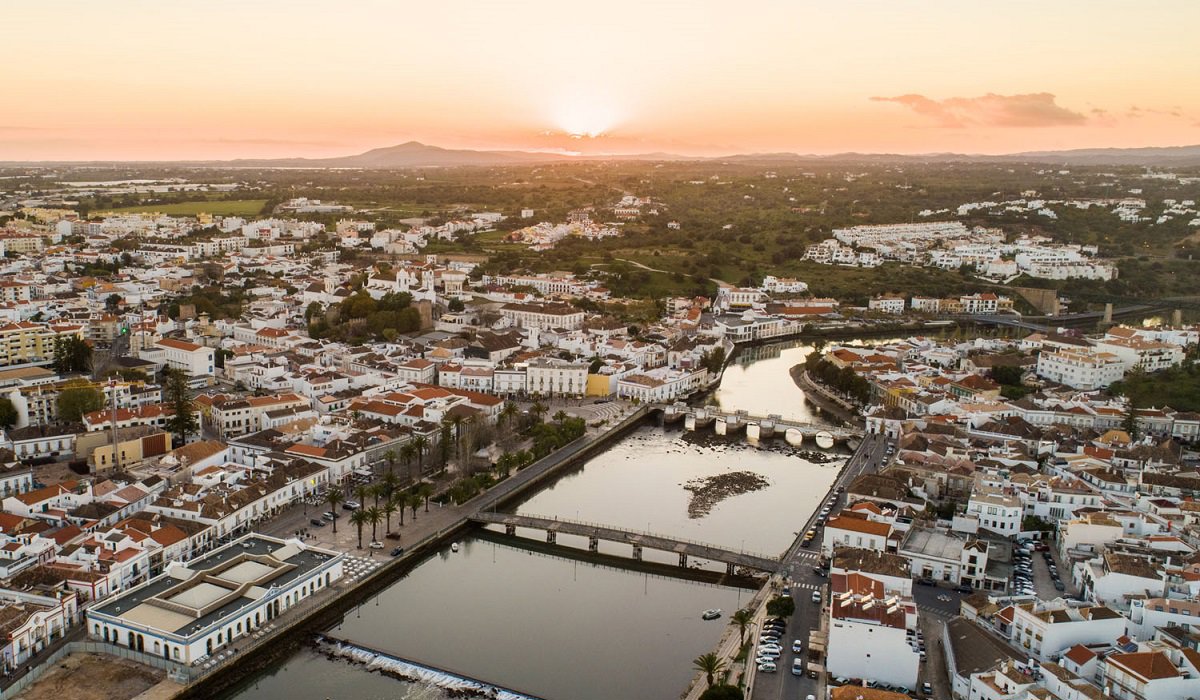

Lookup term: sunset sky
[4,0,1198,160]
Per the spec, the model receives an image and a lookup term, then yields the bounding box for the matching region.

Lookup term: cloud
[871,92,1088,128]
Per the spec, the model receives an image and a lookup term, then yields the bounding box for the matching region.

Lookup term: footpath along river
[223,339,863,700]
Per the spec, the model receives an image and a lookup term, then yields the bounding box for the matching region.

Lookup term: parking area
[1011,541,1071,599]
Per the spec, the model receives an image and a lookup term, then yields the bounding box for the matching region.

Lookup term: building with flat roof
[86,533,342,665]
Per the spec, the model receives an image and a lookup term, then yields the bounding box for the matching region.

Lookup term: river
[225,339,845,700]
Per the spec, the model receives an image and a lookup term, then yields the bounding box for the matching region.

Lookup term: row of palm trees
[320,469,436,548]
[692,609,756,688]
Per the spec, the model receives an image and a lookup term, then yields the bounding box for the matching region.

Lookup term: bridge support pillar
[678,553,688,567]
[505,524,516,536]
[546,530,556,545]
[727,562,736,576]
[588,536,599,553]
[632,545,643,561]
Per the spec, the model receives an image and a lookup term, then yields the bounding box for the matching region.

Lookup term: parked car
[916,577,936,586]
[923,682,933,695]
[390,546,405,557]
[309,518,325,527]
[811,591,821,603]
[1054,580,1066,591]
[322,511,337,521]
[792,658,804,675]
[758,662,777,673]
[369,540,384,549]
[953,583,973,594]
[343,500,361,511]
[792,640,804,653]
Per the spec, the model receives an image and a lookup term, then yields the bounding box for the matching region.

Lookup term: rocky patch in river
[683,471,770,519]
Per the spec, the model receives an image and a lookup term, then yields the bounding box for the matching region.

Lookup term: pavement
[749,433,891,700]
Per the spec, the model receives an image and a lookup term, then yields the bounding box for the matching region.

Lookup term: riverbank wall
[789,364,864,428]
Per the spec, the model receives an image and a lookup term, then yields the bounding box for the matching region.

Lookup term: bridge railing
[476,512,779,561]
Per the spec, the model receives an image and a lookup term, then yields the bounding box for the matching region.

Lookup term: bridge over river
[654,402,862,445]
[470,511,781,574]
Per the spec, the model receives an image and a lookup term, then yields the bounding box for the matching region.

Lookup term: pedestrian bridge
[654,403,861,446]
[470,512,781,574]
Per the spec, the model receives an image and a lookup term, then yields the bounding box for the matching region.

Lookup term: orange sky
[4,0,1198,160]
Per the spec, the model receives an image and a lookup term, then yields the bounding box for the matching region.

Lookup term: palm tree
[693,653,724,688]
[366,506,383,543]
[553,409,568,426]
[349,508,369,549]
[499,401,519,430]
[400,442,416,482]
[408,493,420,522]
[354,485,371,509]
[449,414,466,458]
[419,483,434,512]
[383,498,398,533]
[412,435,428,475]
[381,471,400,501]
[530,401,548,424]
[731,609,753,646]
[383,449,397,476]
[324,490,344,534]
[370,483,383,510]
[394,495,406,527]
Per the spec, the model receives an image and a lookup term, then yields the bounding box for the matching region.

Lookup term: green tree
[1122,398,1140,440]
[56,379,104,423]
[0,397,18,429]
[366,506,383,543]
[163,368,199,445]
[692,652,725,688]
[448,297,465,312]
[51,335,93,374]
[412,435,428,475]
[766,595,795,618]
[530,401,548,424]
[350,508,369,549]
[418,483,434,512]
[730,609,753,646]
[383,498,398,533]
[324,490,344,534]
[699,685,744,700]
[383,449,397,476]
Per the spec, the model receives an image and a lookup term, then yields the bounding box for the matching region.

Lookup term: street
[751,433,890,700]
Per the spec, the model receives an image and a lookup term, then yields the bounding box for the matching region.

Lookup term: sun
[551,95,620,138]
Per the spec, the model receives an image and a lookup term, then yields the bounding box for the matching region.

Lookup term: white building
[86,534,342,666]
[147,338,215,379]
[616,367,706,403]
[525,358,588,398]
[868,296,906,314]
[1036,348,1125,390]
[825,571,919,689]
[1009,600,1126,661]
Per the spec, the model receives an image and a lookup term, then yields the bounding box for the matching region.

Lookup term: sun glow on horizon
[551,93,622,138]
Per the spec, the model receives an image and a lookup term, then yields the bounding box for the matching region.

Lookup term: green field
[98,199,268,217]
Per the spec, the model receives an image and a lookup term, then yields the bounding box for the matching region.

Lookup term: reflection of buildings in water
[736,344,785,365]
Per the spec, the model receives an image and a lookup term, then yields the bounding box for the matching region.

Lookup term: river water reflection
[227,340,849,700]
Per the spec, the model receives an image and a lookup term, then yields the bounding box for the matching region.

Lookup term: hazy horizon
[5,0,1199,161]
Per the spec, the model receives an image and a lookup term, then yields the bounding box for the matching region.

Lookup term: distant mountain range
[7,141,1200,168]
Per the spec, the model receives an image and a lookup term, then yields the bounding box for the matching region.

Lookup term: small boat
[701,609,722,620]
[451,543,460,553]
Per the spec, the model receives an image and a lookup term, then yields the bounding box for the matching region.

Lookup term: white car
[792,640,804,653]
[368,540,384,549]
[758,661,777,673]
[811,591,822,603]
[792,658,805,675]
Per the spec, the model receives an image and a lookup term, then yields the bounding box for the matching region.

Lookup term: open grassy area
[97,199,268,217]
